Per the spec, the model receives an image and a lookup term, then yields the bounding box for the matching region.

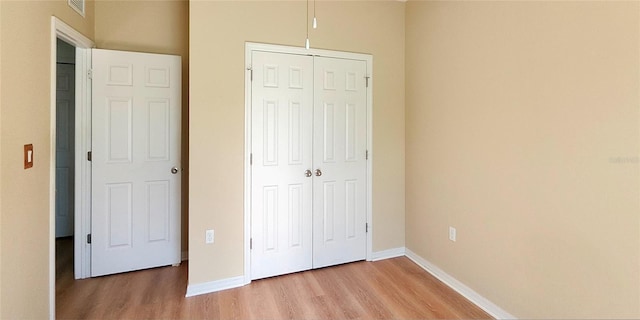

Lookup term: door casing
[243,42,374,284]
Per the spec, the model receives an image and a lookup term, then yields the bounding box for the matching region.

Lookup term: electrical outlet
[205,229,214,244]
[449,227,457,242]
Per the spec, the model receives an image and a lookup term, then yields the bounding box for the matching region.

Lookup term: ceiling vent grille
[68,0,85,17]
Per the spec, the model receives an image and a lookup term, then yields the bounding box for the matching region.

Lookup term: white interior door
[91,49,181,277]
[312,57,367,268]
[250,51,314,280]
[56,63,76,238]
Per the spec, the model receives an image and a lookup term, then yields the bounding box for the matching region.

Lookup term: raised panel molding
[264,65,279,87]
[288,184,303,248]
[324,70,336,90]
[289,67,303,89]
[345,180,357,239]
[106,183,133,248]
[263,100,278,166]
[323,103,335,162]
[346,72,357,91]
[263,186,278,251]
[288,101,302,164]
[147,181,170,242]
[345,103,357,161]
[58,74,71,90]
[323,181,336,242]
[147,99,170,161]
[56,100,71,150]
[107,64,133,86]
[145,66,170,88]
[106,97,133,163]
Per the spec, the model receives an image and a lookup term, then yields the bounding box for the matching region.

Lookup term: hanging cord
[313,0,317,29]
[305,0,310,49]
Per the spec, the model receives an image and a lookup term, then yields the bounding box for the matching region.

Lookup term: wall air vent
[68,0,85,17]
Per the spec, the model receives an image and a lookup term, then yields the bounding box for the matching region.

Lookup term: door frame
[243,42,374,284]
[50,16,94,319]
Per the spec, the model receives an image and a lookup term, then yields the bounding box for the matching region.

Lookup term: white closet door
[312,57,367,268]
[56,63,76,238]
[250,51,314,280]
[91,49,182,277]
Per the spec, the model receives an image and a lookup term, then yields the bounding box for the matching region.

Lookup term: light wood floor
[56,238,492,319]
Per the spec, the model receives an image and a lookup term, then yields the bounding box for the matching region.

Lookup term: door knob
[171,167,179,174]
[305,169,312,177]
[315,169,322,177]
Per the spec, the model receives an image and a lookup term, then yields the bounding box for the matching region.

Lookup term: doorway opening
[55,37,77,302]
[50,16,94,318]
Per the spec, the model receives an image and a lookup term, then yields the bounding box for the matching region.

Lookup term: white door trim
[50,16,94,320]
[243,42,374,284]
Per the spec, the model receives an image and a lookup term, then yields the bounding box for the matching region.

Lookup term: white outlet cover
[205,229,214,244]
[449,227,456,242]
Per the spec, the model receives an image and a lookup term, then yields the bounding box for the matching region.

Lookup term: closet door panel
[250,51,314,280]
[312,57,368,268]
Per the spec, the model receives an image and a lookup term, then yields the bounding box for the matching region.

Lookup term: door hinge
[87,151,92,161]
[247,67,253,81]
[87,234,92,244]
[250,153,253,165]
[365,76,370,88]
[366,223,369,233]
[250,238,253,250]
[88,69,93,80]
[366,150,369,160]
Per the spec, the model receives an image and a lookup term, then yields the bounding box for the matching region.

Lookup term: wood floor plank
[339,262,397,319]
[56,238,493,319]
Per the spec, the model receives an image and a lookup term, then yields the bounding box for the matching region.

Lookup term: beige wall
[0,0,95,318]
[405,1,640,318]
[5,1,633,318]
[189,1,405,284]
[0,0,3,316]
[94,0,190,253]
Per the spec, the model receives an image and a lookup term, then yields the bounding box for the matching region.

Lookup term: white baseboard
[371,247,406,261]
[405,249,516,320]
[185,276,246,297]
[181,251,188,261]
[184,248,514,318]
